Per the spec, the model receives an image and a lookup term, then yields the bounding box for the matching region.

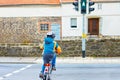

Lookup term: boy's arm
[40,43,44,50]
[55,42,62,54]
[40,43,44,55]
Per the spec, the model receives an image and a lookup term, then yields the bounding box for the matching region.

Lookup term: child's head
[46,31,55,39]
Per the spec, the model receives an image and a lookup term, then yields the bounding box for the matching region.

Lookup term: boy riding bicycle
[39,31,62,78]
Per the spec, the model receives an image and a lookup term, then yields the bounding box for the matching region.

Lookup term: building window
[40,24,49,31]
[38,22,50,32]
[98,3,102,10]
[71,18,77,28]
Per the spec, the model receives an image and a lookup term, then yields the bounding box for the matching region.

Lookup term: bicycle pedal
[52,67,56,71]
[39,73,43,78]
[48,78,51,80]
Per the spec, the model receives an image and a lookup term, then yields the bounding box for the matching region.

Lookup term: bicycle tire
[43,62,52,80]
[48,78,51,80]
[49,65,52,74]
[43,74,51,80]
[43,75,46,80]
[47,75,51,80]
[43,75,47,80]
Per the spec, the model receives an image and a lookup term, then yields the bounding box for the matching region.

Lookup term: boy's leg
[40,54,54,78]
[41,64,45,74]
[39,57,45,78]
[41,54,54,73]
[52,54,56,70]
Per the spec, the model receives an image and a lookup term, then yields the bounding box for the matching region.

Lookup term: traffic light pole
[73,0,94,58]
[82,14,86,58]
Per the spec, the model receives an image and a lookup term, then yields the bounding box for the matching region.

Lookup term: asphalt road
[0,63,120,80]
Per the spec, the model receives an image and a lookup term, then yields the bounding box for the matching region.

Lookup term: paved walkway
[0,57,120,64]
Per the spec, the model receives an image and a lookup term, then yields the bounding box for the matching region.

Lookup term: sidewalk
[0,57,120,64]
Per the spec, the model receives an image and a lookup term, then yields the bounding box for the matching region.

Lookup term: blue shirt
[43,37,58,54]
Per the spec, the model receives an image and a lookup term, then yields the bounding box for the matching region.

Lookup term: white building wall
[90,2,120,36]
[61,3,83,37]
[101,16,120,35]
[61,2,120,37]
[61,3,80,16]
[61,2,120,16]
[0,5,61,17]
[89,3,120,15]
[62,16,82,37]
[0,2,120,37]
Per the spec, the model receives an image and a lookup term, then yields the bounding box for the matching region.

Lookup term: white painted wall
[88,2,120,35]
[62,16,82,37]
[0,5,61,17]
[61,3,120,16]
[61,3,81,16]
[101,16,120,35]
[61,2,120,37]
[92,3,120,15]
[0,2,120,37]
[61,3,84,37]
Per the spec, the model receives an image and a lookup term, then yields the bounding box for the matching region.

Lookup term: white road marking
[26,65,32,68]
[19,67,26,71]
[0,64,32,80]
[0,77,4,80]
[4,73,13,77]
[12,70,20,74]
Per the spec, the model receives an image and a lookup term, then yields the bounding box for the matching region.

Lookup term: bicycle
[42,62,53,80]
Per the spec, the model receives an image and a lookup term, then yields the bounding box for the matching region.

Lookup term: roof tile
[0,0,120,5]
[61,0,120,2]
[0,0,60,5]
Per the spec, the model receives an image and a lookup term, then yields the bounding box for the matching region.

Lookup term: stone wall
[0,39,120,57]
[0,17,61,43]
[0,17,120,57]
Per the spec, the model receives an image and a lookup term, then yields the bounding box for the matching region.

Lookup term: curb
[0,57,120,64]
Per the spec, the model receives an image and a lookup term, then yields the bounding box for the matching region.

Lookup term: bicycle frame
[43,63,52,80]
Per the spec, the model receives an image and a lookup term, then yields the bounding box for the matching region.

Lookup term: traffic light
[89,0,95,13]
[72,0,79,11]
[81,0,87,14]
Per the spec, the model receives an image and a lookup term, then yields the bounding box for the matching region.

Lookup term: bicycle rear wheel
[43,75,46,80]
[43,75,51,80]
